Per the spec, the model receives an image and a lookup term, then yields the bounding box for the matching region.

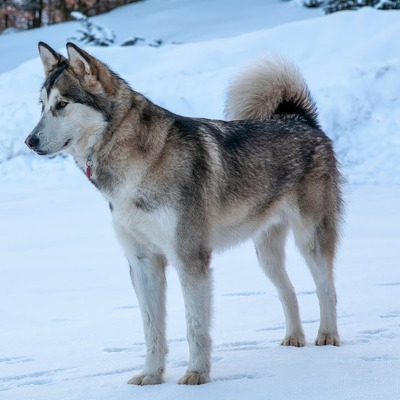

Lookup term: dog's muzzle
[25,134,48,155]
[25,134,40,150]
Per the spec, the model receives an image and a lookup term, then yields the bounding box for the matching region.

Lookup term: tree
[376,0,400,8]
[324,0,400,13]
[27,0,44,28]
[1,1,9,30]
[70,10,115,46]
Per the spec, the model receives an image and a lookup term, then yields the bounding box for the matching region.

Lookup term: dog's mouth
[35,149,49,156]
[31,139,72,156]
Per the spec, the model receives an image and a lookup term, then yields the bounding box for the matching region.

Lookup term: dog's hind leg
[114,225,168,385]
[254,223,306,347]
[293,218,340,346]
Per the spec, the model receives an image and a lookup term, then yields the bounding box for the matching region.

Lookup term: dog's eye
[39,101,44,112]
[56,101,68,110]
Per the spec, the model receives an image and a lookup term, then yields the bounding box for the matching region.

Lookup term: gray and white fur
[25,42,343,386]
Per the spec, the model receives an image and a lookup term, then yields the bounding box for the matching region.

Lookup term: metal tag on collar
[86,149,94,179]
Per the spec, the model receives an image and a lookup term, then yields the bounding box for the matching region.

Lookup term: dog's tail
[224,57,319,129]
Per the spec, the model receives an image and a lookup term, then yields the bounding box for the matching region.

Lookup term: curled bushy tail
[225,57,320,129]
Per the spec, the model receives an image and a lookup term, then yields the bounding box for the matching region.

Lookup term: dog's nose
[25,134,39,149]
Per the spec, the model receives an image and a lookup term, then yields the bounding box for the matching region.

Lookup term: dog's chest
[111,192,177,256]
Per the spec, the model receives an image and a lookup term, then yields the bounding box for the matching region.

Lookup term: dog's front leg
[127,252,168,385]
[175,247,212,385]
[114,225,168,385]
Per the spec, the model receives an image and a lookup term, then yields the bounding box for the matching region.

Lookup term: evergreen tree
[70,11,115,46]
[376,0,400,9]
[324,0,400,13]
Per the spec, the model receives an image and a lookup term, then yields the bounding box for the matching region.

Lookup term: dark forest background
[0,0,140,32]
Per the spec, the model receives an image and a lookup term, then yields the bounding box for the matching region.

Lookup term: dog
[25,42,343,385]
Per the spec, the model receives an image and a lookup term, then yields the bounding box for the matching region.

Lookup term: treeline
[0,0,140,32]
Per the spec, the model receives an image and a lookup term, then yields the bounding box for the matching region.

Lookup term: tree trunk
[32,0,43,28]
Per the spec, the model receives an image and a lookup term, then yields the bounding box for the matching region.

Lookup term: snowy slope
[0,0,323,74]
[1,1,400,400]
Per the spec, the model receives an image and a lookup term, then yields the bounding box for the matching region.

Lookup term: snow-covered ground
[1,1,399,399]
[1,182,399,400]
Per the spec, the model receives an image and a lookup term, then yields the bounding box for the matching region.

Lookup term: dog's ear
[38,42,66,77]
[66,42,94,78]
[66,42,115,93]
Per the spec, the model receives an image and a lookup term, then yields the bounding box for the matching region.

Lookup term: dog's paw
[315,333,340,346]
[127,373,163,386]
[281,335,306,347]
[179,371,211,385]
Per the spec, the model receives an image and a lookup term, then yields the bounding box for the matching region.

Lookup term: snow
[0,1,399,399]
[1,182,399,399]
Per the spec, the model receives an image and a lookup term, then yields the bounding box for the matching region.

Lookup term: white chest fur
[111,195,178,258]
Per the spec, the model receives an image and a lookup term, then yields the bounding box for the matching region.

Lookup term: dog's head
[25,42,114,156]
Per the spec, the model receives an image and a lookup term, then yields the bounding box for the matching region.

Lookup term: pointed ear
[66,42,94,78]
[38,42,66,76]
[66,42,116,94]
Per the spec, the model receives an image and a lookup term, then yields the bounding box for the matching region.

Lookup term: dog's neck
[66,126,106,179]
[67,90,170,184]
